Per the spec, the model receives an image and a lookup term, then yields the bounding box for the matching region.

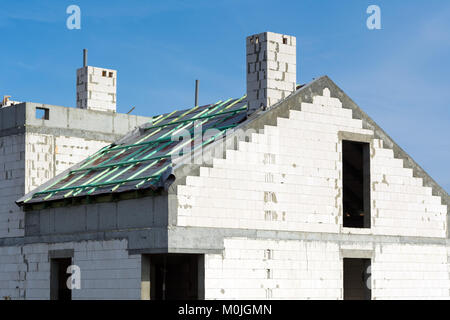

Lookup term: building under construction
[0,32,448,300]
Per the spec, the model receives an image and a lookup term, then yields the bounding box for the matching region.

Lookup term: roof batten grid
[68,124,238,175]
[64,168,113,198]
[76,105,210,196]
[118,98,244,191]
[23,145,113,203]
[96,101,225,156]
[70,141,159,174]
[34,141,174,198]
[132,103,219,146]
[168,107,246,163]
[91,104,221,193]
[151,113,163,123]
[78,141,174,196]
[134,165,170,189]
[69,104,246,175]
[106,102,242,195]
[153,109,178,125]
[46,146,145,200]
[34,115,239,200]
[30,175,162,195]
[29,107,183,201]
[108,99,234,192]
[42,168,98,201]
[114,103,223,153]
[133,102,247,190]
[46,150,132,199]
[135,128,225,189]
[70,148,173,196]
[27,95,248,203]
[79,146,133,174]
[142,101,239,131]
[70,137,176,197]
[67,143,158,198]
[94,108,183,157]
[81,152,166,194]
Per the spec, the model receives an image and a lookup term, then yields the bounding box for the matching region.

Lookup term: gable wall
[177,87,449,299]
[176,89,447,238]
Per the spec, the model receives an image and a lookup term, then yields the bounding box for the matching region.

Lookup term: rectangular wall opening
[141,254,204,300]
[342,140,371,228]
[50,258,72,300]
[343,258,371,300]
[35,107,49,120]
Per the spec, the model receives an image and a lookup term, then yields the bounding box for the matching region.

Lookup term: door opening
[141,254,204,300]
[50,258,72,300]
[343,258,371,300]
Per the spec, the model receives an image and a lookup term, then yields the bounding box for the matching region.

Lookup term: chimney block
[76,66,117,112]
[246,32,297,115]
[76,50,117,113]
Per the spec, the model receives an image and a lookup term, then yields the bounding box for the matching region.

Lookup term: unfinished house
[0,55,151,299]
[1,32,449,300]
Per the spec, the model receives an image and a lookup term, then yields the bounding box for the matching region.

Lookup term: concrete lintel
[1,226,449,255]
[338,131,373,144]
[0,227,168,251]
[167,226,449,253]
[48,249,74,259]
[340,249,373,259]
[129,248,222,255]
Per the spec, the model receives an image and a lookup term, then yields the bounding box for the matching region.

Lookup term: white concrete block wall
[0,132,109,238]
[448,246,450,292]
[25,132,109,194]
[2,238,448,300]
[177,88,447,238]
[371,141,447,237]
[53,135,110,176]
[205,238,341,300]
[372,244,449,299]
[0,239,141,300]
[0,134,25,238]
[73,239,141,300]
[25,133,55,195]
[204,238,450,300]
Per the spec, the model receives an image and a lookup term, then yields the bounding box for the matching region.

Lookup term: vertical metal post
[195,79,199,106]
[83,49,88,67]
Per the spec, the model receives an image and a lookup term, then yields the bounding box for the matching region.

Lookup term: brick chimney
[76,49,117,112]
[246,32,296,115]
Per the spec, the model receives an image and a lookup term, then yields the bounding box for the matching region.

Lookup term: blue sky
[1,0,449,192]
